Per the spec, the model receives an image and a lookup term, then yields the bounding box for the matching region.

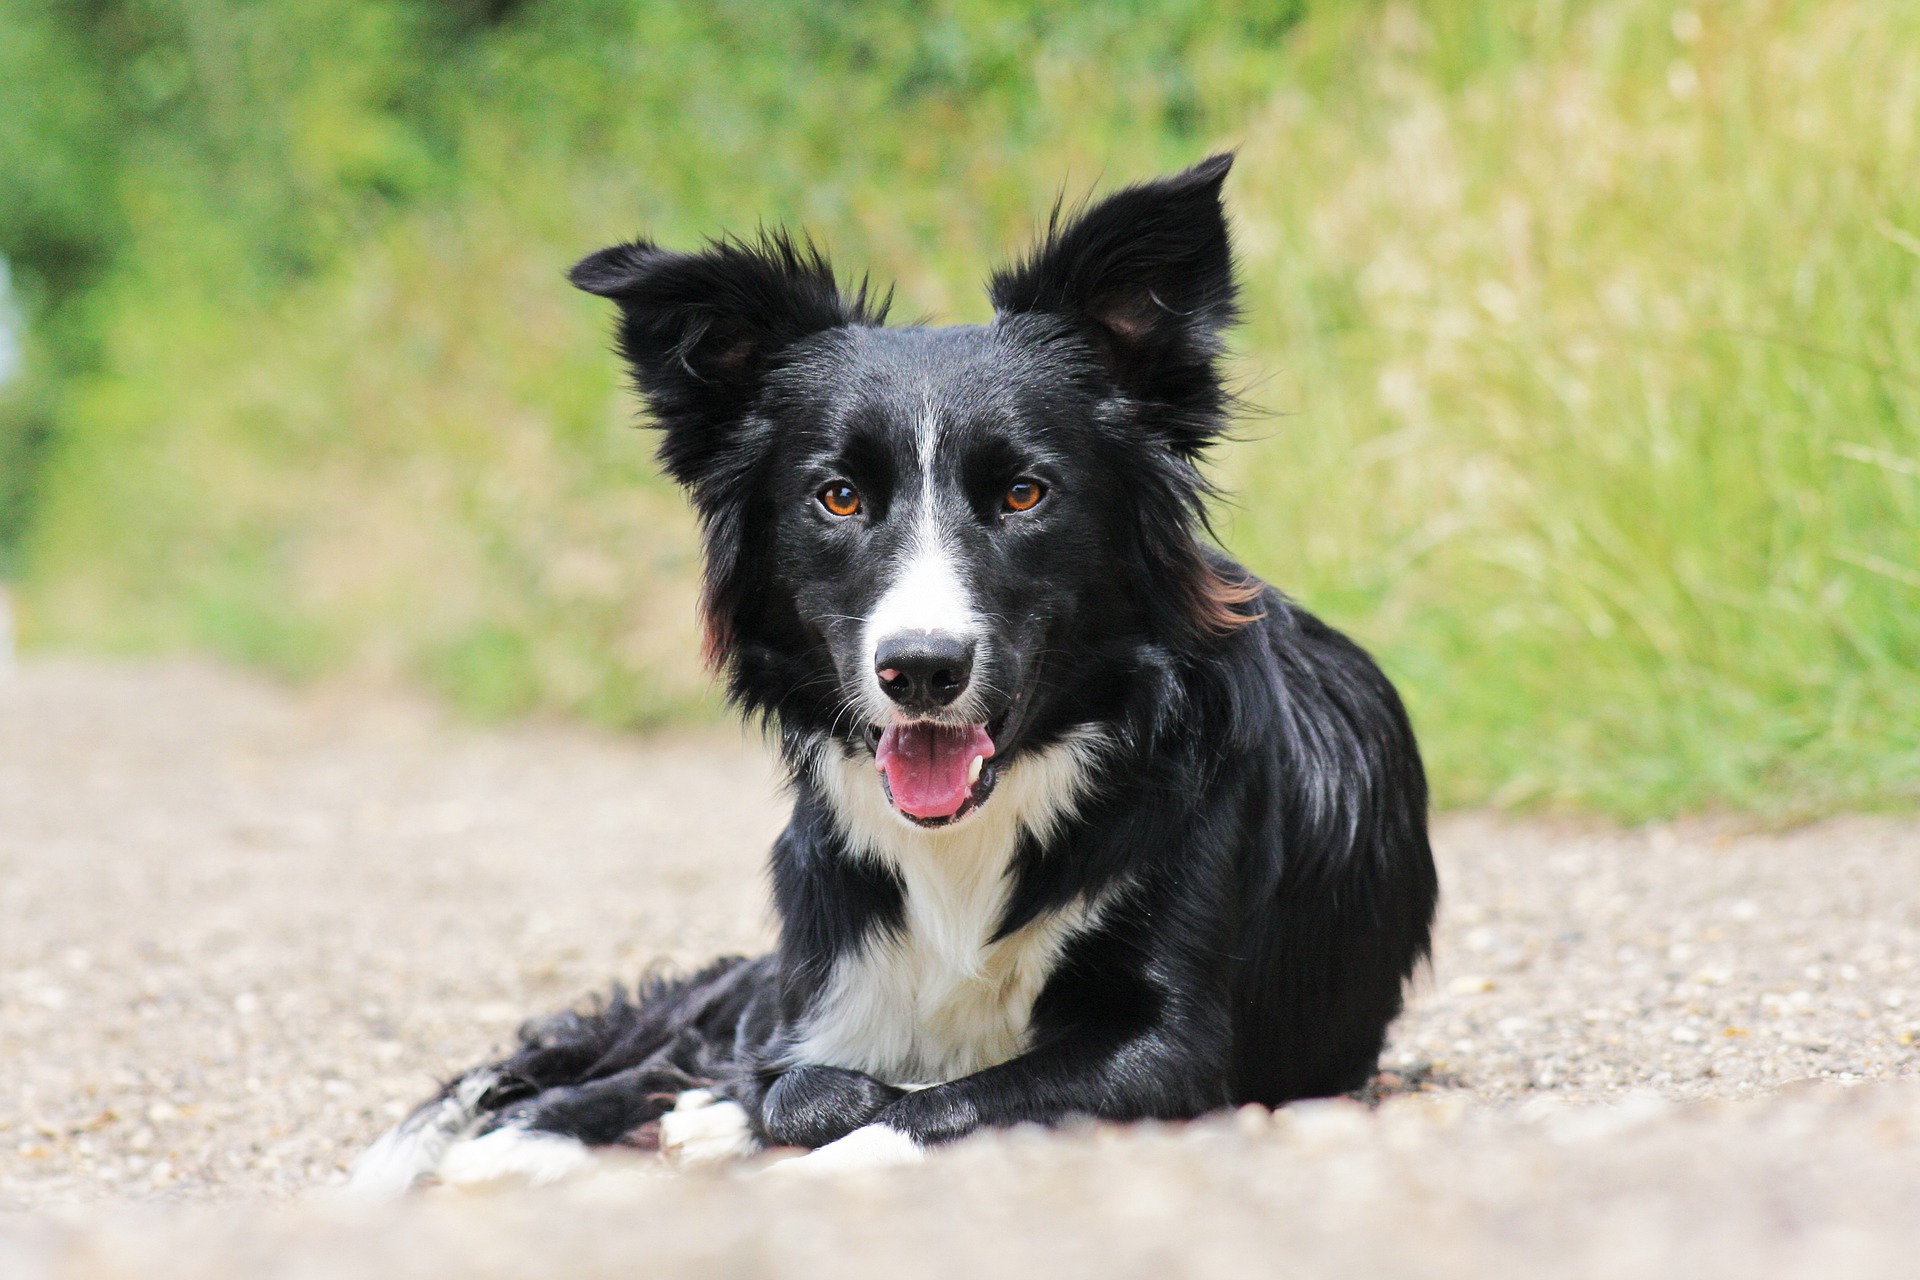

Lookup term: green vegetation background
[1,0,1915,818]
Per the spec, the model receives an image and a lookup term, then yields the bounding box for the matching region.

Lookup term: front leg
[758,1064,905,1146]
[890,885,1237,1147]
[774,1025,1226,1174]
[780,924,1234,1171]
[884,1010,1229,1145]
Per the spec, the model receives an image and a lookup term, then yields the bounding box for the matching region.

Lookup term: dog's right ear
[570,233,884,490]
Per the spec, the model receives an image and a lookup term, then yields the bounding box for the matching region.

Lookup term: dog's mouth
[865,720,1000,828]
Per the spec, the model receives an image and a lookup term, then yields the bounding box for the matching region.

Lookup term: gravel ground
[2,659,1918,1276]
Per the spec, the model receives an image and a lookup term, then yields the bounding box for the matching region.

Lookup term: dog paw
[659,1089,759,1167]
[348,1068,503,1196]
[760,1123,924,1177]
[437,1125,596,1189]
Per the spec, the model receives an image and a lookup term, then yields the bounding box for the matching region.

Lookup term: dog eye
[1002,479,1046,513]
[818,482,862,518]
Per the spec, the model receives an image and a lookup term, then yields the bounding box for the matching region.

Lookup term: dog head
[574,155,1257,828]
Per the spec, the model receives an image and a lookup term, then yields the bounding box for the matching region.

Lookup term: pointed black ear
[570,232,886,490]
[989,153,1239,452]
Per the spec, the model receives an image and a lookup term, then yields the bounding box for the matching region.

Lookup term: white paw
[349,1119,444,1198]
[437,1125,596,1189]
[761,1123,924,1177]
[349,1122,443,1198]
[348,1070,501,1197]
[659,1089,760,1167]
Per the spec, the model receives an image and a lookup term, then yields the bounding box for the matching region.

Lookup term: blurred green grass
[1,0,1915,818]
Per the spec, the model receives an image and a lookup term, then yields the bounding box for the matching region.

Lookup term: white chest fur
[791,729,1112,1085]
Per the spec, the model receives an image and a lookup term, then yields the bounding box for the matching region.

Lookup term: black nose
[875,631,976,711]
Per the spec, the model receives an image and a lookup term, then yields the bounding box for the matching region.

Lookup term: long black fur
[375,155,1437,1164]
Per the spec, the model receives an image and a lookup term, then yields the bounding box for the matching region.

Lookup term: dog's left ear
[990,153,1238,452]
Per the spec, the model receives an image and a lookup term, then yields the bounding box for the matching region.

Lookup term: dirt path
[2,661,1917,1276]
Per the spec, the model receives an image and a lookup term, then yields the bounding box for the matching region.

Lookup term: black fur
[378,155,1437,1166]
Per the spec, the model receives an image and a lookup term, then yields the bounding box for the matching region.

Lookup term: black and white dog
[352,154,1436,1190]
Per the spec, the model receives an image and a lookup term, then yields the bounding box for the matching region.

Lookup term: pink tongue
[875,723,995,820]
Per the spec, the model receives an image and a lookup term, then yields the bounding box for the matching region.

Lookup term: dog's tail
[348,954,770,1194]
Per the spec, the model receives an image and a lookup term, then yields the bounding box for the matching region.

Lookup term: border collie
[352,153,1436,1190]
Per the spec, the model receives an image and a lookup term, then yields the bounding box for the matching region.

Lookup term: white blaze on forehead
[863,403,980,679]
[865,524,978,650]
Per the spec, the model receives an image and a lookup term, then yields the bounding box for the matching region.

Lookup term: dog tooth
[968,756,983,785]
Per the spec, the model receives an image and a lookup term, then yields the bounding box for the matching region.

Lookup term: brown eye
[819,482,862,518]
[1003,479,1046,513]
